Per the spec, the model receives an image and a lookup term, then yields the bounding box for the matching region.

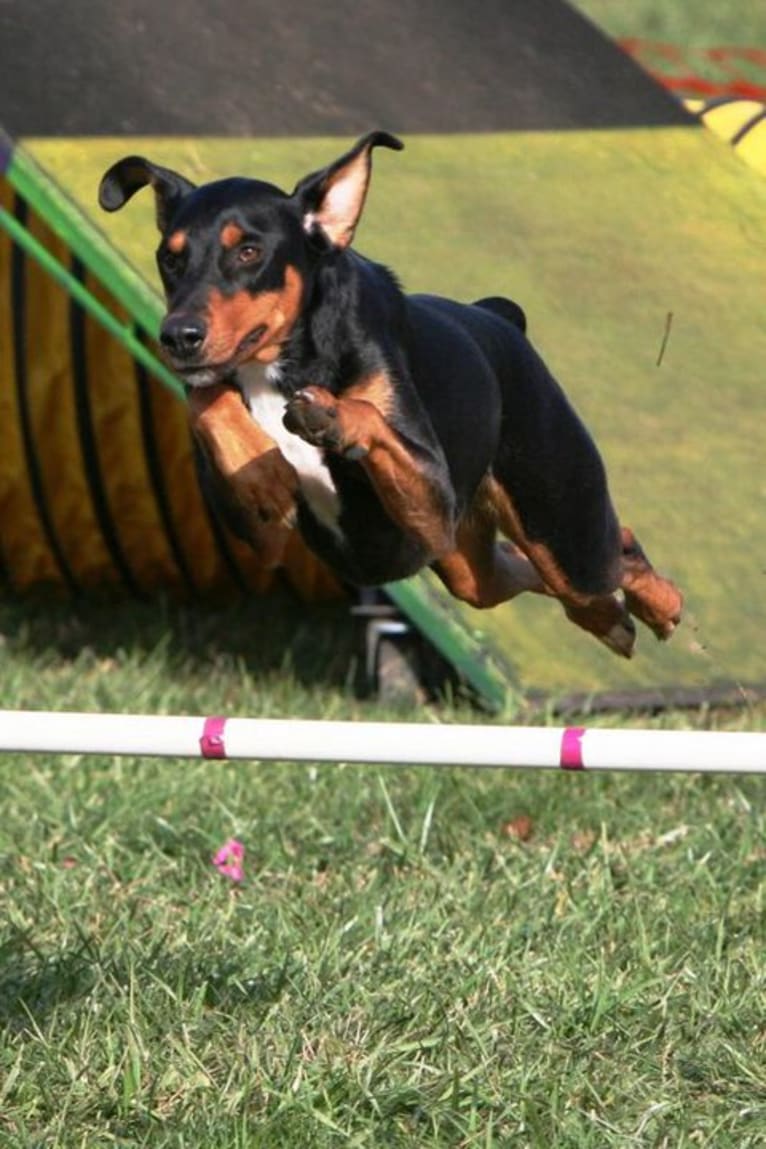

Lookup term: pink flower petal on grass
[212,838,245,883]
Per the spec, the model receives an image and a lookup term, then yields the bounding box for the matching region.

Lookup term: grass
[574,3,766,96]
[573,1,766,51]
[1,595,765,1146]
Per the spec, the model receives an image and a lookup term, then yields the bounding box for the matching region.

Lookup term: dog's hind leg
[485,476,638,657]
[432,496,545,608]
[433,478,636,656]
[620,526,683,639]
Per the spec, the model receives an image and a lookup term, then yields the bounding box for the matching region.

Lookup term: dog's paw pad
[285,390,333,428]
[284,390,346,449]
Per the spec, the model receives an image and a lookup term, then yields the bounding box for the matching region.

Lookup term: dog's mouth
[171,325,270,387]
[237,324,269,354]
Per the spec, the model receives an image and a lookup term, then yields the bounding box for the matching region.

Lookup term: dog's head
[99,132,403,387]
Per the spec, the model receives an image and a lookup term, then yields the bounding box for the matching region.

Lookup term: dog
[99,132,683,657]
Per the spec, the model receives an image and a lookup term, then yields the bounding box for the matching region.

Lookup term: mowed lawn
[1,596,764,1147]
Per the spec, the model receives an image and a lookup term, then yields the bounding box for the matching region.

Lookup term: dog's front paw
[284,387,343,449]
[284,387,368,459]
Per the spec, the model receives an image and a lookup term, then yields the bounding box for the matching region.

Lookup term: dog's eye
[159,248,184,275]
[237,243,262,266]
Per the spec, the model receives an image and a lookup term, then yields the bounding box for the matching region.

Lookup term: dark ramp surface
[0,0,690,135]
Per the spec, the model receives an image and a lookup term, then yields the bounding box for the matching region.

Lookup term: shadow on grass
[0,922,294,1032]
[0,587,358,691]
[0,928,97,1032]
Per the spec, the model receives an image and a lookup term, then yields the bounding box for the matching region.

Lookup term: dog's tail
[472,295,527,334]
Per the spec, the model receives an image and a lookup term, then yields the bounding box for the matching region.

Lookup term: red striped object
[620,38,766,101]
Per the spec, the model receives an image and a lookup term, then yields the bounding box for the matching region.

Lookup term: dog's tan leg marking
[484,477,637,657]
[620,526,683,639]
[434,529,545,608]
[284,378,456,558]
[188,383,298,567]
[433,481,544,607]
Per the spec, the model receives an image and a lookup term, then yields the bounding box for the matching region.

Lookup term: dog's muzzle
[159,313,207,362]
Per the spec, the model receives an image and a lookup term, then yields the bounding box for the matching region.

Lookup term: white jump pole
[0,710,764,773]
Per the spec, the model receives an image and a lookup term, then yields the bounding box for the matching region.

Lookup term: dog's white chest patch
[237,364,342,535]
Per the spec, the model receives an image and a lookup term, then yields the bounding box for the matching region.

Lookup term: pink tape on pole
[560,726,586,770]
[200,715,228,759]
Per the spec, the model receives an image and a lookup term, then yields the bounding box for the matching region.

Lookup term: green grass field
[1,596,765,1147]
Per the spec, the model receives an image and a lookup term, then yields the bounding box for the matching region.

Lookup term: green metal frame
[0,203,182,395]
[4,140,163,336]
[0,137,515,709]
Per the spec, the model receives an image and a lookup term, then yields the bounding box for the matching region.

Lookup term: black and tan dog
[99,132,682,656]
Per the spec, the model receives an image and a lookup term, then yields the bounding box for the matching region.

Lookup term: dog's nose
[159,314,207,359]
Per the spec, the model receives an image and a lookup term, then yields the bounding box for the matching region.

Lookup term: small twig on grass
[656,310,674,367]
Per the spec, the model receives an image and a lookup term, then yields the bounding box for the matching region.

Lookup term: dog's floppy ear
[98,156,196,230]
[293,131,403,250]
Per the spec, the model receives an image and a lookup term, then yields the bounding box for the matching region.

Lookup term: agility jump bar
[0,711,764,773]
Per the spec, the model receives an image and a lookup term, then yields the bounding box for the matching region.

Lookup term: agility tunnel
[684,97,766,178]
[1,1,765,707]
